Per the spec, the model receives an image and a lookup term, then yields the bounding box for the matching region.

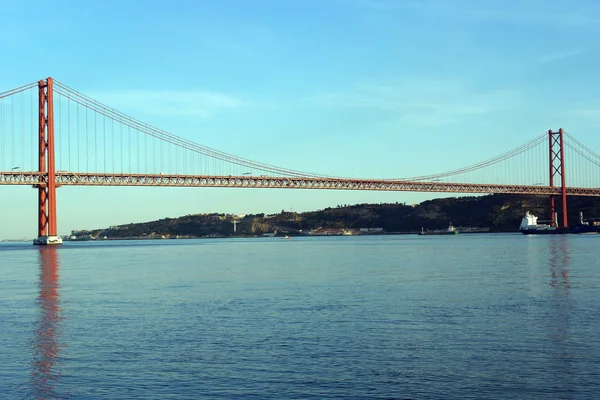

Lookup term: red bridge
[2,78,600,244]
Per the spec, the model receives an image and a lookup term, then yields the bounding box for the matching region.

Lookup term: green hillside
[71,194,600,239]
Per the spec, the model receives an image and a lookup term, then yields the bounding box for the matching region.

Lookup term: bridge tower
[549,128,567,228]
[34,78,61,245]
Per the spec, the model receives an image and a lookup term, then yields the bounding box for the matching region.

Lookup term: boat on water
[570,212,600,234]
[519,211,600,235]
[33,235,63,245]
[519,212,565,235]
[418,223,459,236]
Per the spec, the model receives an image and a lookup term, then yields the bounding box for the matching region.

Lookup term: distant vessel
[519,211,600,235]
[418,223,459,236]
[64,235,93,242]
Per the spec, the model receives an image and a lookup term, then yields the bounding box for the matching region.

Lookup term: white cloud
[90,89,245,118]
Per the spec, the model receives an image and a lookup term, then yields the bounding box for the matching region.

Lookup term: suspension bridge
[1,78,600,244]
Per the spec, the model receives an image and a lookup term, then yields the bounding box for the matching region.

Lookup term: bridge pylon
[34,78,61,245]
[548,128,567,228]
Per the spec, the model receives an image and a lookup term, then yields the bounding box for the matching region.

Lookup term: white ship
[519,212,559,235]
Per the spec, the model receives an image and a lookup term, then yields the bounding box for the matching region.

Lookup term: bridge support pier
[549,128,568,228]
[34,78,61,246]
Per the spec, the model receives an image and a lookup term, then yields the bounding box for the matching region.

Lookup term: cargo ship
[570,212,600,234]
[418,223,459,235]
[519,212,565,235]
[519,211,600,235]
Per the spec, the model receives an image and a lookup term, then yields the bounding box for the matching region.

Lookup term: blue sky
[1,0,600,239]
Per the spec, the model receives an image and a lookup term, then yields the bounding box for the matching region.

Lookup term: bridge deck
[2,171,599,196]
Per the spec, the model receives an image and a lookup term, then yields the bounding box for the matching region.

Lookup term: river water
[1,234,599,399]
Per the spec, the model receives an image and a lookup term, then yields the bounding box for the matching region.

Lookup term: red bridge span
[1,78,600,244]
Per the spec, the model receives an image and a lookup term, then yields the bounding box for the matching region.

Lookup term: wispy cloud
[90,89,245,118]
[349,0,422,11]
[311,79,522,126]
[538,49,585,63]
[571,108,600,122]
[0,28,19,47]
[350,0,600,29]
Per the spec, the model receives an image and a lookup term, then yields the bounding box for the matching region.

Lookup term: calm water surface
[1,234,599,399]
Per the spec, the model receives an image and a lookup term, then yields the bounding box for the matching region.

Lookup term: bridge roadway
[1,171,600,196]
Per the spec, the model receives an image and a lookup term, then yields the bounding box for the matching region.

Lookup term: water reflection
[549,236,571,294]
[547,236,574,395]
[31,247,63,399]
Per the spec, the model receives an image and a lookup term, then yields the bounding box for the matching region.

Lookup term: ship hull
[569,226,600,234]
[521,226,600,235]
[520,229,568,235]
[418,231,458,236]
